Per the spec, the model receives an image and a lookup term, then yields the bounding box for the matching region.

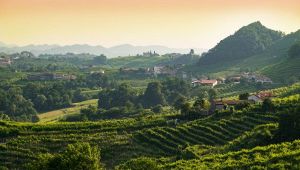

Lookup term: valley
[0,21,300,170]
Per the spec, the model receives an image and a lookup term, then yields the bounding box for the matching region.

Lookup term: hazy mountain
[0,43,205,58]
[198,21,284,68]
[0,41,6,47]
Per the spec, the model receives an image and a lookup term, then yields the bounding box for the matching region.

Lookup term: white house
[248,92,273,103]
[248,95,262,103]
[192,79,218,87]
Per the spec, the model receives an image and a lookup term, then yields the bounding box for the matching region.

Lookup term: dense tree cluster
[278,106,300,141]
[93,54,107,65]
[62,73,113,90]
[23,82,72,111]
[26,142,102,170]
[0,87,38,122]
[142,82,166,108]
[162,78,191,104]
[98,83,138,110]
[239,93,250,100]
[98,78,192,111]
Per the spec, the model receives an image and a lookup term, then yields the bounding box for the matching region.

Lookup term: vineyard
[0,110,279,169]
[163,139,300,169]
[0,84,300,169]
[133,112,278,155]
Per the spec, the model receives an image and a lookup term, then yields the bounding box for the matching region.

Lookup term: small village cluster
[213,91,274,112]
[0,51,36,67]
[192,72,273,88]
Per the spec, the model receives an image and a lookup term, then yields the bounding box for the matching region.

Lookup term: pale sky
[0,0,300,49]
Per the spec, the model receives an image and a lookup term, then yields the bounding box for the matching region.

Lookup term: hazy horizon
[1,0,300,49]
[0,41,205,50]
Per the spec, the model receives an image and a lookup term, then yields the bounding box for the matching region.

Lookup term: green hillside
[191,23,300,83]
[1,82,300,169]
[261,41,300,83]
[1,20,300,170]
[162,139,300,169]
[262,57,300,83]
[197,21,283,71]
[0,109,279,169]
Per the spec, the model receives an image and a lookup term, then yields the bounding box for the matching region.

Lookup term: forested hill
[197,21,283,67]
[262,41,300,82]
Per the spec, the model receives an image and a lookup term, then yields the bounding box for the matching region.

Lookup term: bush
[278,106,300,141]
[117,157,159,170]
[262,98,275,112]
[151,105,163,113]
[26,142,102,170]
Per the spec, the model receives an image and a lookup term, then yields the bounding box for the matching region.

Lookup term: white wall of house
[248,95,261,103]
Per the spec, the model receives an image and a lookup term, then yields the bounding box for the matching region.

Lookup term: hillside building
[192,79,218,87]
[0,57,12,67]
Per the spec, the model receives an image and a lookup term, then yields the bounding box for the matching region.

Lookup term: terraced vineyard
[133,113,278,156]
[163,139,300,169]
[0,112,278,169]
[215,83,280,98]
[0,117,168,169]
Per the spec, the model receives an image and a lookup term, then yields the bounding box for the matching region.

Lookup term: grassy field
[38,99,98,123]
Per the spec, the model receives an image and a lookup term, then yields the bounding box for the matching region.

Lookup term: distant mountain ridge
[0,43,205,58]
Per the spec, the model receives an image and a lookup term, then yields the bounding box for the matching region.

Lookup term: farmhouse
[151,66,176,76]
[248,92,273,103]
[254,76,273,84]
[217,77,226,84]
[0,57,12,67]
[213,100,241,111]
[242,72,273,84]
[228,76,241,84]
[192,79,218,87]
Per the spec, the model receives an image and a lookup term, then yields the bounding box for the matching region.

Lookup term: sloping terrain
[197,22,283,71]
[193,22,300,83]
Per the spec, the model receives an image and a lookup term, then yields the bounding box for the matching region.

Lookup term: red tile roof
[256,92,273,100]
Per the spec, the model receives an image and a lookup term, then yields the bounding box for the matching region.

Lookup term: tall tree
[142,82,166,108]
[262,98,275,112]
[208,89,217,100]
[239,93,250,100]
[93,54,107,65]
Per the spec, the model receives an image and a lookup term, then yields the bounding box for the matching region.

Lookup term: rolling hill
[198,22,283,69]
[194,22,300,82]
